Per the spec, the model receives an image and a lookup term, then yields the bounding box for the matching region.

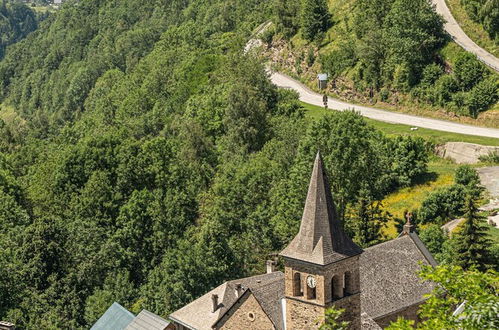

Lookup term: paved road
[270,71,499,138]
[432,0,499,72]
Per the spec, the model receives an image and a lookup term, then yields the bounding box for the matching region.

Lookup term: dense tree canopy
[0,0,490,328]
[0,0,41,59]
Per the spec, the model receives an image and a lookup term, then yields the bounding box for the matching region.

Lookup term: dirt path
[270,71,499,138]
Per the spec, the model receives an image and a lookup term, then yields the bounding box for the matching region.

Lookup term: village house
[169,152,437,329]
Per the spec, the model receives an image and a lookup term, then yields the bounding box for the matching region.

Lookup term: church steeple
[280,152,362,265]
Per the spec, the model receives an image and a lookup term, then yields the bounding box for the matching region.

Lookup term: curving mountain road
[270,71,499,139]
[432,0,499,72]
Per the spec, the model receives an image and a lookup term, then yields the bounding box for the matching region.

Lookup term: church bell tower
[280,152,363,329]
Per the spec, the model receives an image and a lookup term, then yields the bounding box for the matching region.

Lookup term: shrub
[455,165,481,186]
[380,87,390,101]
[479,151,499,164]
[435,75,458,105]
[419,184,466,224]
[261,26,275,45]
[421,63,443,86]
[393,63,414,92]
[388,136,428,188]
[454,53,489,91]
[466,76,499,117]
[306,47,315,67]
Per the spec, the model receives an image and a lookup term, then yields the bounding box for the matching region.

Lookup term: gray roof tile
[280,152,362,265]
[125,310,170,330]
[360,234,437,319]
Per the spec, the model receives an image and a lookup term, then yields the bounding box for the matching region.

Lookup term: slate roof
[125,310,170,330]
[169,272,285,330]
[280,152,363,265]
[360,312,382,330]
[90,302,135,330]
[360,233,437,320]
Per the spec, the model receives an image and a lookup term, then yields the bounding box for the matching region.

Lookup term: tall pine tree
[301,0,331,41]
[454,192,492,271]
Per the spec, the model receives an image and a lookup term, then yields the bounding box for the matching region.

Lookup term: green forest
[0,0,497,328]
[0,0,42,59]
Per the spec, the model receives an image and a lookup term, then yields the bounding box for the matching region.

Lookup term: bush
[466,76,499,117]
[419,184,466,224]
[435,75,459,105]
[380,87,390,101]
[261,26,276,45]
[306,47,315,67]
[455,165,481,186]
[479,151,499,164]
[388,136,428,188]
[393,63,414,92]
[421,63,443,86]
[454,53,489,91]
[320,42,356,80]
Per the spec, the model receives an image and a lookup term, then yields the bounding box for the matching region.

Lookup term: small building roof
[360,233,437,320]
[318,73,328,80]
[125,310,170,330]
[280,152,363,265]
[90,302,135,330]
[169,272,284,330]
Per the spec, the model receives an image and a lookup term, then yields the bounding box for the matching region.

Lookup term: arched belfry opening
[332,275,343,300]
[344,271,354,295]
[293,272,302,296]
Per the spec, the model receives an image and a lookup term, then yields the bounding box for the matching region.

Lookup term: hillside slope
[265,0,499,125]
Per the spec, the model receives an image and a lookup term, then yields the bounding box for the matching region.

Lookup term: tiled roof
[125,310,170,330]
[90,302,135,330]
[280,152,363,265]
[169,272,284,330]
[360,234,437,320]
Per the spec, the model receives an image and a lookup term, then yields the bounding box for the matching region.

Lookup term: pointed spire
[280,152,362,265]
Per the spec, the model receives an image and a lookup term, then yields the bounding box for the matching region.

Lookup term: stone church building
[169,153,437,329]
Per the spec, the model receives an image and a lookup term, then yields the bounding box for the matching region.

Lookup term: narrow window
[344,271,353,295]
[306,285,316,300]
[293,272,302,296]
[332,275,343,299]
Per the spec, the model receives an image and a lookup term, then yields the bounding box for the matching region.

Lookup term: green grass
[381,157,458,237]
[487,226,499,246]
[301,101,499,146]
[446,0,499,58]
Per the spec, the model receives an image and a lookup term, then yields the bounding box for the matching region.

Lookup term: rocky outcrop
[435,142,499,164]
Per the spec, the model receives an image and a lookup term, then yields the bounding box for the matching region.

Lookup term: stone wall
[216,292,275,330]
[286,298,324,329]
[284,255,361,329]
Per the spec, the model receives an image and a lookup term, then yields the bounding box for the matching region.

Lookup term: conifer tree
[301,0,331,41]
[454,192,492,271]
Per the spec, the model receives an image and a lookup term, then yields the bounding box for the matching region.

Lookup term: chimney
[266,260,276,273]
[402,212,415,235]
[235,283,243,297]
[0,321,15,330]
[211,294,219,313]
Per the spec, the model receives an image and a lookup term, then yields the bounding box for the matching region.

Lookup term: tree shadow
[412,171,438,186]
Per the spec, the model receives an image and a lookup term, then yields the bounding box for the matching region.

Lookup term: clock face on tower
[306,275,316,288]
